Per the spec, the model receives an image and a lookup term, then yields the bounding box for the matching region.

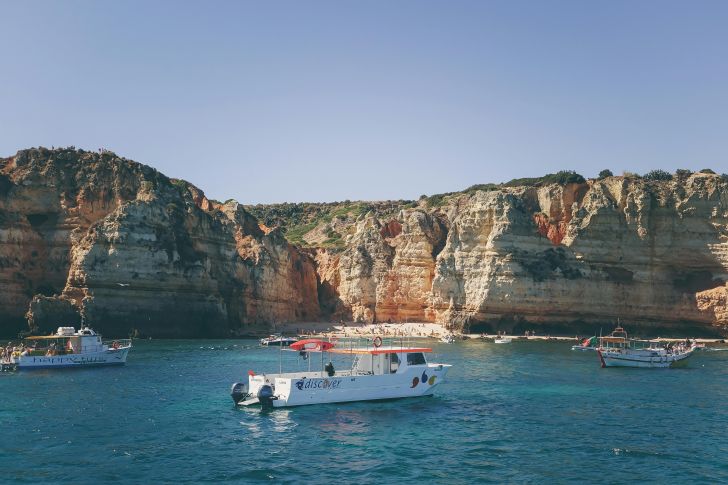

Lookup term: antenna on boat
[279,330,283,375]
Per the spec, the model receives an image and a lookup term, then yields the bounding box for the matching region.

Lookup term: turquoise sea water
[2,339,728,483]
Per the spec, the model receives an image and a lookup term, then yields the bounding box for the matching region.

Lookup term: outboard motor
[257,384,275,408]
[230,382,249,405]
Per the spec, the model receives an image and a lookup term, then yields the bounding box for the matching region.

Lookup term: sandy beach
[281,321,591,342]
[276,321,727,345]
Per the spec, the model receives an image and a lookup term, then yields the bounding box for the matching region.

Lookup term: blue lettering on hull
[295,378,342,391]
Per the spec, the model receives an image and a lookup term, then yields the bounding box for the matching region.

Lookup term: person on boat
[325,361,335,377]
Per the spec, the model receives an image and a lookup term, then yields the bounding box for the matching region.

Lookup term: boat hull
[13,347,130,369]
[245,364,450,408]
[598,348,694,368]
[260,337,298,347]
[571,346,596,352]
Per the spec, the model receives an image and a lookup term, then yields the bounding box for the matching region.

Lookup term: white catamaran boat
[231,338,451,408]
[596,327,696,368]
[260,335,298,347]
[5,327,132,369]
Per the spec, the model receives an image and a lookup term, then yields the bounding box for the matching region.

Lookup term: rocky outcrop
[1,148,318,337]
[328,210,448,323]
[697,284,728,327]
[26,294,81,335]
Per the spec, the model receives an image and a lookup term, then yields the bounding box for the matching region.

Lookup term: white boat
[440,334,455,344]
[494,337,512,344]
[596,327,696,368]
[260,335,298,347]
[5,327,131,369]
[231,338,451,408]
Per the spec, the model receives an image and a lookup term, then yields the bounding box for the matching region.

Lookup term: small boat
[440,334,455,344]
[260,335,298,347]
[494,337,512,344]
[572,336,598,351]
[5,327,132,369]
[231,338,451,408]
[596,327,696,368]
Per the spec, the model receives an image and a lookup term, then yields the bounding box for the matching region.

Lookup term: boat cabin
[332,346,431,376]
[599,327,630,350]
[21,327,107,356]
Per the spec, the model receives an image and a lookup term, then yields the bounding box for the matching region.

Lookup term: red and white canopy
[289,339,335,352]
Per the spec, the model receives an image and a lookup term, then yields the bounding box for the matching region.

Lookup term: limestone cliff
[0,148,318,337]
[3,147,728,338]
[307,175,728,336]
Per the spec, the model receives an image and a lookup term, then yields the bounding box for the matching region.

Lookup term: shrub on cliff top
[170,178,189,193]
[464,183,500,193]
[598,169,613,179]
[504,170,585,187]
[643,169,673,181]
[700,168,716,174]
[425,194,446,208]
[675,169,692,179]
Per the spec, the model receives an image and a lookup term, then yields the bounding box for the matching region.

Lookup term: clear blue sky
[1,1,727,203]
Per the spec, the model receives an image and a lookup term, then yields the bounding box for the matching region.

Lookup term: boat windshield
[406,352,426,366]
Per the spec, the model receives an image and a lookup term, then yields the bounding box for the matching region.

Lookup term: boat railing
[324,334,425,353]
[268,369,359,380]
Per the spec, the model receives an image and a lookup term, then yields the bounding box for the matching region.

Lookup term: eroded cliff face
[323,210,447,323]
[313,176,728,336]
[3,147,728,338]
[0,148,318,337]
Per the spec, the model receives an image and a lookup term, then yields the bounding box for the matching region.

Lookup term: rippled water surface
[2,339,728,483]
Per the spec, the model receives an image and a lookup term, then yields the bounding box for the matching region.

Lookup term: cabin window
[406,353,426,366]
[389,353,400,373]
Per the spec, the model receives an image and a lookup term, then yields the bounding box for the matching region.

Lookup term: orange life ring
[373,336,383,348]
[112,341,119,350]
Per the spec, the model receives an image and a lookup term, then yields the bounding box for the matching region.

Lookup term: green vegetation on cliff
[245,200,411,247]
[503,170,586,187]
[248,168,725,246]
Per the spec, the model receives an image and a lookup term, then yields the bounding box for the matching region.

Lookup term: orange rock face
[533,213,569,246]
[0,148,319,337]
